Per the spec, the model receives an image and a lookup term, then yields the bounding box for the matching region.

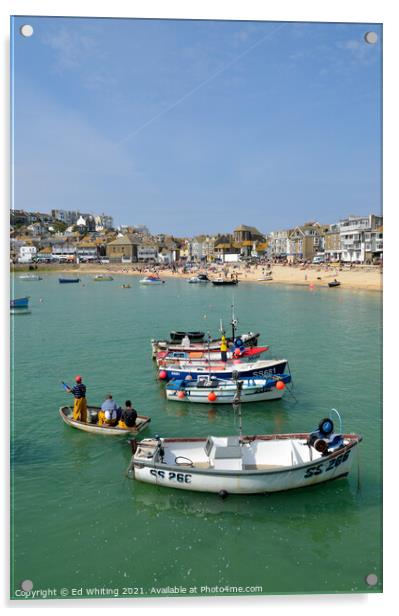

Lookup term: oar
[61,381,71,392]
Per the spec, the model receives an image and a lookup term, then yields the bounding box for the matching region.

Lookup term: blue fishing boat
[10,296,29,309]
[59,277,80,284]
[159,358,288,381]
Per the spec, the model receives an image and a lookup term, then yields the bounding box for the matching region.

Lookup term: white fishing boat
[156,345,269,367]
[127,410,361,494]
[165,374,291,403]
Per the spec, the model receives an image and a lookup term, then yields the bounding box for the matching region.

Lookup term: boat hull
[10,297,29,308]
[18,275,42,281]
[59,406,151,435]
[166,387,284,403]
[151,332,260,356]
[161,359,288,381]
[59,278,80,283]
[129,435,360,494]
[157,345,269,366]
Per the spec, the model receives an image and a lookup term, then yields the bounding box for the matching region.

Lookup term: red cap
[75,375,82,383]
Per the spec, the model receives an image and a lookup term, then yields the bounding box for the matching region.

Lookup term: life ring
[318,417,334,436]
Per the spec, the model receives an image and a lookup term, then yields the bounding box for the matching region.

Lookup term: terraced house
[288,222,329,262]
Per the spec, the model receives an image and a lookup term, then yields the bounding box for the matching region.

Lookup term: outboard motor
[307,418,343,455]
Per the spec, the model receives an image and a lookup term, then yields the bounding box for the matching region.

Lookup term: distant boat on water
[59,277,80,284]
[94,275,113,281]
[10,296,29,309]
[19,274,42,281]
[212,278,238,286]
[140,275,165,285]
[188,274,210,283]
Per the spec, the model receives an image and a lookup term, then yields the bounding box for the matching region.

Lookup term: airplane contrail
[116,22,287,144]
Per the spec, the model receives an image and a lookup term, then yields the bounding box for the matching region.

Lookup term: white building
[94,214,114,231]
[268,230,289,259]
[52,243,76,261]
[137,246,158,261]
[18,245,37,263]
[339,214,382,263]
[51,210,80,225]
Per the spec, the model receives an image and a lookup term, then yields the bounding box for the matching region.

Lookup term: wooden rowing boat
[59,406,151,435]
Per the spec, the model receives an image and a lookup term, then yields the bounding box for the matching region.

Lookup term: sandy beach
[12,262,382,292]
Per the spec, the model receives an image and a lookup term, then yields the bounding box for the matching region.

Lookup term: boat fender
[318,418,334,436]
[218,490,228,499]
[129,439,138,455]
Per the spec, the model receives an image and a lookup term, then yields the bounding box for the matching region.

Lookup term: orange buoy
[177,390,186,399]
[159,370,167,380]
[275,380,285,390]
[208,391,217,402]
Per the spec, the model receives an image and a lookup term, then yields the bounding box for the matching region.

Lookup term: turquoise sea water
[10,275,382,598]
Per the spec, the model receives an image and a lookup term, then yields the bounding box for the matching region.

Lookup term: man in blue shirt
[65,375,87,423]
[99,394,119,426]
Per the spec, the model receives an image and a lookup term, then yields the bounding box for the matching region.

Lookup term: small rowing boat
[59,277,80,284]
[10,296,29,308]
[19,274,42,281]
[94,275,113,281]
[59,406,151,435]
[328,280,341,288]
[166,373,291,403]
[126,413,361,494]
[212,278,238,286]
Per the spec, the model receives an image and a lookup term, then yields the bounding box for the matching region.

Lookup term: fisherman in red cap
[65,375,88,423]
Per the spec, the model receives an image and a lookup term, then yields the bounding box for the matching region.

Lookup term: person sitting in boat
[98,394,119,427]
[118,400,138,429]
[65,376,88,423]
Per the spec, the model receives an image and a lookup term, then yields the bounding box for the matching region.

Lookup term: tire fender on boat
[318,418,334,436]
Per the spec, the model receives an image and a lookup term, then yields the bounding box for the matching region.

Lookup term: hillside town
[10,209,383,266]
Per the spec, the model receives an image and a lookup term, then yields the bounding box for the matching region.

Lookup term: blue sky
[11,17,382,235]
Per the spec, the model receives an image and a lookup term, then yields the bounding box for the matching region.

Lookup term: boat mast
[207,331,212,376]
[231,302,238,340]
[232,370,243,443]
